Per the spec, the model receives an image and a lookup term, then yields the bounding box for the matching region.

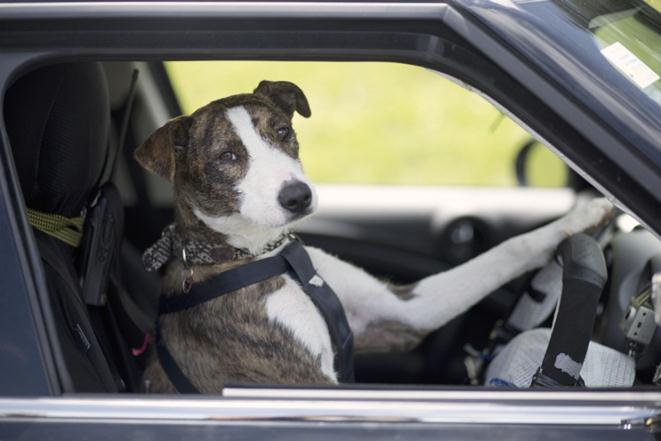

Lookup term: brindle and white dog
[136,80,613,392]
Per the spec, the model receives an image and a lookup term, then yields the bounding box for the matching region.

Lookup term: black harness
[156,237,354,393]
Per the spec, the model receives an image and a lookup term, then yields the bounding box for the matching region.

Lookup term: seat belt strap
[111,273,155,334]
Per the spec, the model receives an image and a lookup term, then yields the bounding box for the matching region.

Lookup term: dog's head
[135,80,316,244]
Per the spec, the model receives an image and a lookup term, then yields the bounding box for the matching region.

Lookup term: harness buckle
[308,274,325,287]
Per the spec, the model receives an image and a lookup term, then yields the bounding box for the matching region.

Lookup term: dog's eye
[276,126,291,141]
[219,151,238,162]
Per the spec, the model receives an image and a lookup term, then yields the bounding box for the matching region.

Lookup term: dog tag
[182,277,192,293]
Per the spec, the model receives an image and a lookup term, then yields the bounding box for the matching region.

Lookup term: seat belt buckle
[463,343,495,385]
[621,285,657,358]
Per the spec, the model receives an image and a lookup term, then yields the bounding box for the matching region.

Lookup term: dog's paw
[559,197,614,237]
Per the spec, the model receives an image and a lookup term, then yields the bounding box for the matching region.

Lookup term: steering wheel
[506,200,619,332]
[530,233,608,387]
[481,234,612,388]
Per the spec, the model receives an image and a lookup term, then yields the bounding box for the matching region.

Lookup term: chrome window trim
[1,390,660,426]
[0,1,445,19]
[222,387,661,402]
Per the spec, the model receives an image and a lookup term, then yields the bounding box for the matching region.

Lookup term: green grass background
[166,61,566,187]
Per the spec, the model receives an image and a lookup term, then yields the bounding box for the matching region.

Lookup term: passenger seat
[4,62,149,392]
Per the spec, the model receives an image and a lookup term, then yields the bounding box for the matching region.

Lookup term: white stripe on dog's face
[228,106,316,226]
[193,105,317,253]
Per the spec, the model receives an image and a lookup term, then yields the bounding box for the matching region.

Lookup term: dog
[135,80,613,392]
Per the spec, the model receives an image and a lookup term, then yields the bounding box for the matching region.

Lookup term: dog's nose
[278,181,312,214]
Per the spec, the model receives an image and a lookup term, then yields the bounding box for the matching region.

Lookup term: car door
[0,1,660,440]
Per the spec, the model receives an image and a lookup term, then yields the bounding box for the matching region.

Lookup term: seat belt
[80,68,139,306]
[157,237,354,393]
[110,273,155,335]
[75,69,148,391]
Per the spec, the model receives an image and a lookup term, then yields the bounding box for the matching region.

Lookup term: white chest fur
[264,274,337,381]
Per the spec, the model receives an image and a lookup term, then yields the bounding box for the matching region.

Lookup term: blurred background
[166,61,567,188]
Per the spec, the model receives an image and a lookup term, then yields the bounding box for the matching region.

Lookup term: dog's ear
[254,80,311,119]
[134,115,191,181]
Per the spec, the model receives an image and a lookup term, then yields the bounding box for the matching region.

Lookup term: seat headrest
[4,62,111,218]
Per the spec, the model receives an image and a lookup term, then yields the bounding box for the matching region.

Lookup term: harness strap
[159,255,289,315]
[157,238,354,393]
[156,328,199,393]
[279,239,355,382]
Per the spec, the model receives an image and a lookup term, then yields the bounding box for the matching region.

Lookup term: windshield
[557,0,661,104]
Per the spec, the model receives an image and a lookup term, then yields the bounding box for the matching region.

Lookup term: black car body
[0,1,660,439]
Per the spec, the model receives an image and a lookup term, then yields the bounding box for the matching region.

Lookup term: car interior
[2,59,661,394]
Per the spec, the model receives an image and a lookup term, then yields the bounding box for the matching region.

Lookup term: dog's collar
[142,223,290,272]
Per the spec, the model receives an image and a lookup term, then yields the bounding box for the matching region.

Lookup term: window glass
[556,0,661,104]
[592,5,661,104]
[645,0,661,13]
[166,61,566,187]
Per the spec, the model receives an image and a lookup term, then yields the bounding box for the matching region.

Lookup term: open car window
[6,59,650,394]
[165,61,568,188]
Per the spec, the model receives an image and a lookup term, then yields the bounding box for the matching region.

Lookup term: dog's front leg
[307,197,614,353]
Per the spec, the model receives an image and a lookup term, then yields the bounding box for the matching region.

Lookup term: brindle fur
[354,320,429,353]
[353,282,429,353]
[137,81,428,392]
[143,260,332,393]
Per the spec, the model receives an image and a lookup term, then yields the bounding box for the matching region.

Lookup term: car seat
[4,62,154,392]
